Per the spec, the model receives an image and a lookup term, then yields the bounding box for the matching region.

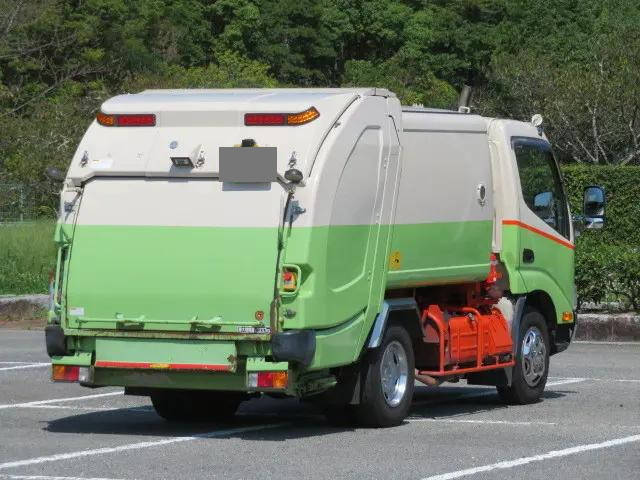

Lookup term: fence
[0,182,56,223]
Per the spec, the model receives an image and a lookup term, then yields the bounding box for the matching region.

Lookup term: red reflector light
[52,365,79,382]
[116,114,156,127]
[244,113,286,126]
[96,112,156,127]
[244,107,319,126]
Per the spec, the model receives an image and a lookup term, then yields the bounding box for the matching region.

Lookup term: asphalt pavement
[0,330,638,480]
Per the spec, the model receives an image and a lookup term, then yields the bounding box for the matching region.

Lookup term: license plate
[219,147,277,182]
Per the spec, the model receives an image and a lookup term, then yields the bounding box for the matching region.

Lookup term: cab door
[511,137,575,321]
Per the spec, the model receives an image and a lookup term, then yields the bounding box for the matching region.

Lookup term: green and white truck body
[47,88,580,426]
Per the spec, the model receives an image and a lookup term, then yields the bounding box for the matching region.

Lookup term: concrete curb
[575,313,640,342]
[0,294,49,309]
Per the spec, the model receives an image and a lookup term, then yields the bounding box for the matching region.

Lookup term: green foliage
[0,221,56,294]
[563,165,640,310]
[478,0,640,165]
[562,165,640,247]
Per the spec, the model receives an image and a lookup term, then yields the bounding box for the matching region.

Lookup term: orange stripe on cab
[502,219,574,250]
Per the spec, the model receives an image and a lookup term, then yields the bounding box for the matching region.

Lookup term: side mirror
[583,185,605,229]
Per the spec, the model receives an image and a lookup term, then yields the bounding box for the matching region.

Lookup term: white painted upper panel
[395,112,492,225]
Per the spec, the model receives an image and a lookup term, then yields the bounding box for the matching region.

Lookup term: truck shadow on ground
[43,385,576,440]
[409,385,572,420]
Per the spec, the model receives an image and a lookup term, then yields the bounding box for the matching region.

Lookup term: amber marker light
[286,106,320,125]
[562,311,574,323]
[244,107,319,126]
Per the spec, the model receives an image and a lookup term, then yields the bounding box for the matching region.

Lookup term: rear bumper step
[94,361,233,372]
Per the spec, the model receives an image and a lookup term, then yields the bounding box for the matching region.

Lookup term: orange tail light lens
[52,365,79,382]
[286,107,319,125]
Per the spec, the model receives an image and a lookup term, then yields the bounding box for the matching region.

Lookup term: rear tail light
[244,107,319,126]
[485,253,502,284]
[97,112,156,127]
[52,365,79,382]
[282,270,298,292]
[247,371,288,389]
[244,113,286,126]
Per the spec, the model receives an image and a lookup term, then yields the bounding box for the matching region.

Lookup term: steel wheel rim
[380,340,408,407]
[521,326,546,387]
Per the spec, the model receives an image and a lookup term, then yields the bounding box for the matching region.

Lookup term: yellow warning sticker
[389,251,402,270]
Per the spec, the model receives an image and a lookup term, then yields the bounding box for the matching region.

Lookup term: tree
[479,21,640,165]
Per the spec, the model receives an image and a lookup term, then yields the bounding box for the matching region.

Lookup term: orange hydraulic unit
[418,304,514,377]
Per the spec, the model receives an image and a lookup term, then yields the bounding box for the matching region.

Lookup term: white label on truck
[69,307,85,316]
[237,326,271,334]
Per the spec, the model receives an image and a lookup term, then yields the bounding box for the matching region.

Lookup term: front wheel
[497,308,550,404]
[355,324,415,427]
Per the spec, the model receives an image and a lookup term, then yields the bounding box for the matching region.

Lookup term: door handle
[523,248,535,263]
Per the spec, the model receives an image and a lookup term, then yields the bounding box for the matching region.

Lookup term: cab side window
[513,139,569,239]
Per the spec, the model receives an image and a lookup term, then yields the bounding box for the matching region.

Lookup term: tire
[354,324,415,427]
[497,308,550,404]
[151,390,243,422]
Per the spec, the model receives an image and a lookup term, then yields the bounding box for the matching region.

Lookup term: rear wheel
[151,390,243,422]
[497,308,550,404]
[355,324,414,427]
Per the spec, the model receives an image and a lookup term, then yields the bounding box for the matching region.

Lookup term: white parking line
[550,376,640,384]
[0,362,46,365]
[19,405,152,413]
[0,364,49,372]
[20,405,122,412]
[0,423,287,470]
[407,418,556,426]
[0,475,128,480]
[0,392,123,410]
[545,377,586,387]
[421,434,640,480]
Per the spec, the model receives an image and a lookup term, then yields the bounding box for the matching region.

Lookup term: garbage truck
[45,88,604,427]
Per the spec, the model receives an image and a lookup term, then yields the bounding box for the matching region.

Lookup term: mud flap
[45,325,66,357]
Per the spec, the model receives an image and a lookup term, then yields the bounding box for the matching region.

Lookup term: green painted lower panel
[501,224,575,324]
[51,352,92,367]
[95,338,237,371]
[386,220,493,287]
[309,311,367,370]
[65,225,279,332]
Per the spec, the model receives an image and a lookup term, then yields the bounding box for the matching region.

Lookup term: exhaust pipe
[415,370,442,386]
[457,85,473,113]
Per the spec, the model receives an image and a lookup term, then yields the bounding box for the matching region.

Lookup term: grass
[0,220,56,295]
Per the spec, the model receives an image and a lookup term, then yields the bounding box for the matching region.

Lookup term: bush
[0,221,56,295]
[563,165,640,311]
